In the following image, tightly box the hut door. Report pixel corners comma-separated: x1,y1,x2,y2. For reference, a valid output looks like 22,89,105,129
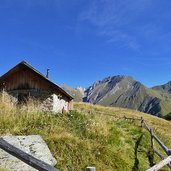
18,93,29,104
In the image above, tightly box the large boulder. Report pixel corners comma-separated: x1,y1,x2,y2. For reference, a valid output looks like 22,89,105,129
0,135,57,171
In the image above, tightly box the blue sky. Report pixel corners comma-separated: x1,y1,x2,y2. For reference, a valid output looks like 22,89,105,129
0,0,171,88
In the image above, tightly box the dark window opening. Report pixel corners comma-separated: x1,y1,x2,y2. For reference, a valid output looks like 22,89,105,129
18,93,29,104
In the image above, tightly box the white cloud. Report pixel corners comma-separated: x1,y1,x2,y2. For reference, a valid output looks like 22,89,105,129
79,0,153,50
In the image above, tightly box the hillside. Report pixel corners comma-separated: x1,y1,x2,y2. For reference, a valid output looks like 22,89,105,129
61,84,84,102
152,81,171,94
84,76,171,116
0,94,171,170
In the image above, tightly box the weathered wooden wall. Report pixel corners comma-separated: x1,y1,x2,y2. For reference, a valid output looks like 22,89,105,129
1,66,54,91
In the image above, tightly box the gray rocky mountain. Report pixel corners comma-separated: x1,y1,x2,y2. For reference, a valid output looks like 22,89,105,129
152,81,171,94
83,76,171,116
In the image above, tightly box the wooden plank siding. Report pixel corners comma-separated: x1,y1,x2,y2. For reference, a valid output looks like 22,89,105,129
1,66,52,91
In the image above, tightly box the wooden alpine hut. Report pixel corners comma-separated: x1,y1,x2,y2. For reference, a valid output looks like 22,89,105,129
0,61,73,113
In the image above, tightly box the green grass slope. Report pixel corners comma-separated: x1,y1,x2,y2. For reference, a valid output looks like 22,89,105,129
147,88,171,115
0,95,171,170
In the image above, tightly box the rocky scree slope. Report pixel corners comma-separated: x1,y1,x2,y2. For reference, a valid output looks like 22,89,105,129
152,81,171,94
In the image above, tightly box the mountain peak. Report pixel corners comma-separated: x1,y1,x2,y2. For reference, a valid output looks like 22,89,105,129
83,75,171,116
61,84,84,102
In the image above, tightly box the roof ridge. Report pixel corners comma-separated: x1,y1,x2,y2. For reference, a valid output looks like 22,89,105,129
0,61,73,100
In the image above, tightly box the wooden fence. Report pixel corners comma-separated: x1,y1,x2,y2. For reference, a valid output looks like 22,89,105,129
123,116,171,171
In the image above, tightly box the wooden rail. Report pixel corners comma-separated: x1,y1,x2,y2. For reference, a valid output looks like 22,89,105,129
153,148,171,168
0,138,59,171
123,116,171,170
146,156,171,171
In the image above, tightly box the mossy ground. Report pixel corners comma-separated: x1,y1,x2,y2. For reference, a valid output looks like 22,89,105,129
0,94,171,170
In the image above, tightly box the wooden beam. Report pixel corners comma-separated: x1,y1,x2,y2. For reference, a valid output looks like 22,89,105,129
154,148,165,160
123,116,142,121
146,156,171,171
0,138,59,171
143,121,151,132
86,167,96,171
151,131,169,155
154,148,171,169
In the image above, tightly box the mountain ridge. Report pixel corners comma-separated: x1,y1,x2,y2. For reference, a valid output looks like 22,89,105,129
152,81,171,94
61,75,171,116
83,75,171,116
61,84,85,102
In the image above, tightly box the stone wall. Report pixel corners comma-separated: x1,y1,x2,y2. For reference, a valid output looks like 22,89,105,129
41,94,69,113
52,94,69,113
8,89,70,113
41,95,54,112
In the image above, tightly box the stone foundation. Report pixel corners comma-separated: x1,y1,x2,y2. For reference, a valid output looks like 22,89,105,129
8,89,70,113
52,94,69,113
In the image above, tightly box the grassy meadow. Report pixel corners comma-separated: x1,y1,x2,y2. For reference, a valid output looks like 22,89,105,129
0,93,171,171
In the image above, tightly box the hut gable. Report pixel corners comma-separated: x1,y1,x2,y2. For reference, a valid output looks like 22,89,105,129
0,61,73,112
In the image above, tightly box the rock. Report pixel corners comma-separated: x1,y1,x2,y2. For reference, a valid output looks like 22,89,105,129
0,135,57,171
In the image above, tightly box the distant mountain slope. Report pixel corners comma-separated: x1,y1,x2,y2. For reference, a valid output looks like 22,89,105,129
83,76,171,116
152,81,171,94
61,84,84,102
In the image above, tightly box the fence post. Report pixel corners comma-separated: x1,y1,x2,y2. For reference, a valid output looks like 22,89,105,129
86,166,96,171
140,117,144,127
150,129,154,149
